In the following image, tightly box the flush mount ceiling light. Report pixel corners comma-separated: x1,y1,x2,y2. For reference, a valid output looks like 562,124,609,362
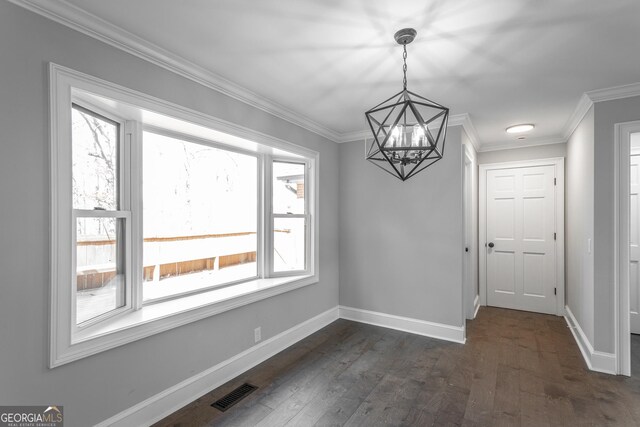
506,124,535,134
365,28,449,181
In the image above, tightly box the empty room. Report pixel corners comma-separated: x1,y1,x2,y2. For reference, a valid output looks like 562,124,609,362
2,0,640,426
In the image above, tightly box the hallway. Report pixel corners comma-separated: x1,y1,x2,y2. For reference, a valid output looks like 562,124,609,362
156,308,640,426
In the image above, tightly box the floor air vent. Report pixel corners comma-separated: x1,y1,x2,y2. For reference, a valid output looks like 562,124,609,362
211,383,258,412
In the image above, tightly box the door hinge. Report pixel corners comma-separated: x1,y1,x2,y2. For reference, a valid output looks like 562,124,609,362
554,177,557,185
554,287,557,295
554,232,556,240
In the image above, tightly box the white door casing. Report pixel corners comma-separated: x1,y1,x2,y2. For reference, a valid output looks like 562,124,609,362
463,146,476,320
615,123,640,376
479,158,565,316
630,148,640,334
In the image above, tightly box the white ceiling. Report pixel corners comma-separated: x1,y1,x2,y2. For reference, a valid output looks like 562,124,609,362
24,0,640,147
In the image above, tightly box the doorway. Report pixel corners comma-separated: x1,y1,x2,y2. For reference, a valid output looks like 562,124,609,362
630,136,640,334
615,121,640,376
463,145,478,320
479,158,565,316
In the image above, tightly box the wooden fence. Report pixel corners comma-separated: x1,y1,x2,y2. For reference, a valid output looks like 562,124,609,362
77,232,258,291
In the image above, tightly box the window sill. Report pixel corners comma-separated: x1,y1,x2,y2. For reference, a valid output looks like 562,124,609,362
52,274,317,367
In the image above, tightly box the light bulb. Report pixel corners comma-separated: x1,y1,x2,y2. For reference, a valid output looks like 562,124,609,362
387,125,400,148
396,125,407,147
412,124,424,147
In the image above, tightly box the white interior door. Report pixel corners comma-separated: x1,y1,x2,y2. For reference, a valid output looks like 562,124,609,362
629,150,640,334
486,165,557,314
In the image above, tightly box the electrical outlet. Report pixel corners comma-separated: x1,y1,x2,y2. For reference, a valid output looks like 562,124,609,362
254,327,261,343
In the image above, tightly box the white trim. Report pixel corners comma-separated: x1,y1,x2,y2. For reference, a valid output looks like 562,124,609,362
478,136,567,153
479,158,565,316
478,161,487,307
560,83,640,146
463,142,479,322
562,94,593,142
473,295,480,319
53,63,319,159
95,306,340,427
336,129,370,144
587,82,640,103
56,276,318,368
463,147,475,320
338,306,466,344
565,305,616,375
8,0,341,143
269,157,314,278
451,113,481,153
614,121,640,376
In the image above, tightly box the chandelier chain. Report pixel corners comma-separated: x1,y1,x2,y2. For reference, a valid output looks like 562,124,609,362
402,44,408,89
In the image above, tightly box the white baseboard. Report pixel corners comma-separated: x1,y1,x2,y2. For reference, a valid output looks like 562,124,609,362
473,295,480,319
564,305,616,375
95,306,339,427
95,303,623,426
97,305,467,426
338,306,466,344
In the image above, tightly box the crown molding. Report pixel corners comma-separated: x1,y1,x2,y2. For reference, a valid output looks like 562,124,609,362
337,129,370,144
478,81,640,152
478,136,567,153
7,0,341,142
449,113,481,153
561,82,640,142
562,93,593,142
586,82,640,103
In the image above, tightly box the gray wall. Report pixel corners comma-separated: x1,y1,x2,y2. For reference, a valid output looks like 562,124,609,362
593,96,640,352
566,107,595,346
478,143,567,164
339,127,464,327
0,3,339,426
565,97,640,355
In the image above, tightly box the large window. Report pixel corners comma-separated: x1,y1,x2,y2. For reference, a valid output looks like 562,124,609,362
142,131,258,301
50,64,318,367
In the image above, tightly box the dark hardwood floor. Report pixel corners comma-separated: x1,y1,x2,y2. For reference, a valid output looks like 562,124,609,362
155,307,640,426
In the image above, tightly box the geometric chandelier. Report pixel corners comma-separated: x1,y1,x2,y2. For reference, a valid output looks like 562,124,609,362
365,28,449,181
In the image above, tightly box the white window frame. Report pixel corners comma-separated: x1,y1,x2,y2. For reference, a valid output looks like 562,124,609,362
269,157,313,277
70,103,134,331
50,63,320,368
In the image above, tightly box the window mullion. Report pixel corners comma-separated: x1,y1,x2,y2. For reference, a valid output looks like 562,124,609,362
264,155,274,278
257,153,265,279
127,120,144,310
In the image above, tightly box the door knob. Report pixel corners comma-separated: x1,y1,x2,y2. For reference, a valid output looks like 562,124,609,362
488,242,495,248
